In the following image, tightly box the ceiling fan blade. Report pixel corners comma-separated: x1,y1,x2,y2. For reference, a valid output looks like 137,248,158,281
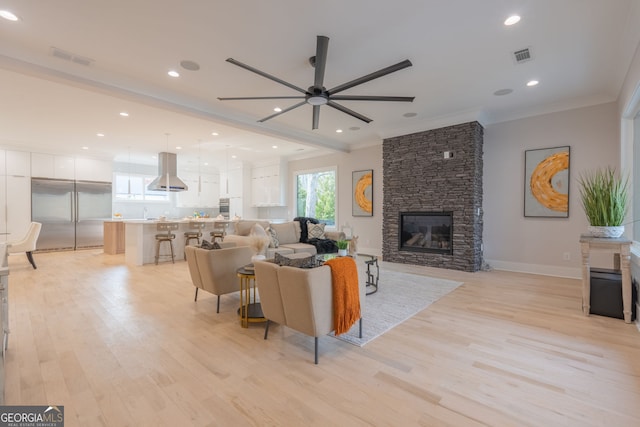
314,36,329,88
218,96,305,101
226,58,307,94
312,105,321,130
257,101,307,123
330,95,415,102
327,59,413,96
327,101,372,123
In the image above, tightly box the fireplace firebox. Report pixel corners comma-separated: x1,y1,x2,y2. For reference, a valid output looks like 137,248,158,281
399,212,453,254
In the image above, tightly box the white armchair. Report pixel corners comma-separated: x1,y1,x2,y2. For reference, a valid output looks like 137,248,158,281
253,259,364,364
185,243,253,313
7,222,42,269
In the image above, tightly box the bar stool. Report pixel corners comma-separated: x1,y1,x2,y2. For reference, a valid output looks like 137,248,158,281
184,221,205,260
155,222,179,265
210,222,227,243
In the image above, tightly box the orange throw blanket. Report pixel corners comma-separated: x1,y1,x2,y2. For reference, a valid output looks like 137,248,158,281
325,257,361,335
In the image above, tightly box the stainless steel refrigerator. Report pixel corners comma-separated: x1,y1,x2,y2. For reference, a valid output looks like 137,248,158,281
31,178,112,251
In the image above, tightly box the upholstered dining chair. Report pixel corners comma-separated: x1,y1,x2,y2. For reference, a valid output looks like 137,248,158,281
7,222,42,269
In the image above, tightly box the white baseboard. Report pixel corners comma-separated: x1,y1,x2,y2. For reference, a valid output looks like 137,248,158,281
485,259,581,279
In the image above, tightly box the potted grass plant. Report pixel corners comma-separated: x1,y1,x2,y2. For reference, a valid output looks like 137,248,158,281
336,240,349,256
578,166,629,238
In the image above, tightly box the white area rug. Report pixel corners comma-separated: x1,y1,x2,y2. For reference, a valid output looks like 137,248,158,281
332,261,463,347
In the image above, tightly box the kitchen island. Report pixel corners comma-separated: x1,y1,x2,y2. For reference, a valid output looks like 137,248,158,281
123,219,235,266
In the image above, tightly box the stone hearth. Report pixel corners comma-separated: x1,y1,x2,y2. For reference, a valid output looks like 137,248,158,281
382,122,483,272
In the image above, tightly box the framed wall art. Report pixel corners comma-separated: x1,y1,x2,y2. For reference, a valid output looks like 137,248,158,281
524,146,570,218
352,169,373,216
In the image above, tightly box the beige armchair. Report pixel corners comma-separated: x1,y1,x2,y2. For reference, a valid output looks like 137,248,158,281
7,222,42,269
254,260,363,364
185,244,253,313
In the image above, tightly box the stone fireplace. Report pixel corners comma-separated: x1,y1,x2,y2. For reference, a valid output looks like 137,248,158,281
382,122,483,272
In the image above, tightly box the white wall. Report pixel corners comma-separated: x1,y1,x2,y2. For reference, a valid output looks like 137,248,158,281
287,145,383,256
483,102,620,278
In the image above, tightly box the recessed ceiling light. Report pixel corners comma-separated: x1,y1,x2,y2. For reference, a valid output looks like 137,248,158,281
96,133,105,137
204,162,209,166
211,132,219,136
231,155,237,159
168,70,180,77
494,88,513,96
336,129,343,133
81,146,89,150
504,15,521,26
274,107,282,112
119,112,129,117
403,112,417,118
0,10,19,21
176,146,182,150
526,80,539,87
272,145,278,149
180,60,200,71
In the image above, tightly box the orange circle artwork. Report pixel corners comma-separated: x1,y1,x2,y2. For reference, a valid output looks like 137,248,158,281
529,151,569,212
355,172,373,213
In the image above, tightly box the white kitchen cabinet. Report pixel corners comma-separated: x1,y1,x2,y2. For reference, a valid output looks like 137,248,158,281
0,176,6,243
31,153,55,178
221,167,243,198
5,175,31,240
251,161,287,206
75,157,112,182
177,173,220,208
32,154,111,181
2,152,31,242
202,174,220,206
5,150,30,177
229,196,243,219
54,156,75,180
31,153,76,179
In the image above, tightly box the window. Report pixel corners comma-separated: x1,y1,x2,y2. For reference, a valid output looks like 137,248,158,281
114,172,169,201
295,167,336,226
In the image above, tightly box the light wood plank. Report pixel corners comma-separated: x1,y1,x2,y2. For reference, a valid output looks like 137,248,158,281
4,250,640,426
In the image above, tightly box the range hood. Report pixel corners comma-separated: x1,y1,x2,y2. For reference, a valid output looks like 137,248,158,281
147,152,188,192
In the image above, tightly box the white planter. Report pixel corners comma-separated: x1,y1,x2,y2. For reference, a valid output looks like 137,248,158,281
587,225,624,238
338,249,348,257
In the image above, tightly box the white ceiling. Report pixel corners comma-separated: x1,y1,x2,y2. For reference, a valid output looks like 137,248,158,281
1,0,639,173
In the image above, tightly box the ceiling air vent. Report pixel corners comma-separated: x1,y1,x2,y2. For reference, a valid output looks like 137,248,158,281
51,47,94,67
512,47,533,64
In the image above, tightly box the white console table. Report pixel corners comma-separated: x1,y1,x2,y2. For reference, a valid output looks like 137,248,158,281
579,234,632,323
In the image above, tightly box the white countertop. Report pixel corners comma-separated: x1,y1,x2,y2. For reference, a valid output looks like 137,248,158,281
122,218,235,224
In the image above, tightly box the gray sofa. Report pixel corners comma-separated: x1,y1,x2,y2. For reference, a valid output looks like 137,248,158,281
224,219,345,258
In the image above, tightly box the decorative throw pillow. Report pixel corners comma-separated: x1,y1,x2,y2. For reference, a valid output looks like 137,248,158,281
200,240,221,250
307,221,326,239
274,252,316,268
265,227,279,248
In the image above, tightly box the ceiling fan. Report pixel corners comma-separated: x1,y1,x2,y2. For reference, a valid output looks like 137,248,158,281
218,35,415,129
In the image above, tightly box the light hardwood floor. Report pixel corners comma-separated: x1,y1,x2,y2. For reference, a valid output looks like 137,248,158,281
5,249,640,426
